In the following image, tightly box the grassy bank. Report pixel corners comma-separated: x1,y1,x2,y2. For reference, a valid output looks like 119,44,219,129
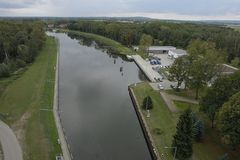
131,82,178,160
60,29,136,56
131,82,239,160
0,37,61,159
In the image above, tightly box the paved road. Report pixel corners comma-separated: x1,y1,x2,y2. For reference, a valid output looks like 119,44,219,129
0,120,23,160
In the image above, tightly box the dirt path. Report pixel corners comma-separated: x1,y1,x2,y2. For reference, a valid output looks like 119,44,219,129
160,91,199,113
0,120,23,160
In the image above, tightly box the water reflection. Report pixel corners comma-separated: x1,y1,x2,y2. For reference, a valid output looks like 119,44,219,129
49,32,151,160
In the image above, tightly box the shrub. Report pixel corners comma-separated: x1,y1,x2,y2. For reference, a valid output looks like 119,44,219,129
0,63,10,77
16,59,26,68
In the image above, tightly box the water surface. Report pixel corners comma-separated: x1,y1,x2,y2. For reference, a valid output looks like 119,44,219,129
50,32,151,160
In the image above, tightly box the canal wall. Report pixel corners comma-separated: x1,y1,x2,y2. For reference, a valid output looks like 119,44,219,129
128,85,160,160
132,55,162,83
53,38,73,160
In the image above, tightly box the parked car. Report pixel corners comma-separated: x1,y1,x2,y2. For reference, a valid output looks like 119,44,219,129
158,84,164,90
156,60,161,65
150,60,158,65
157,78,163,82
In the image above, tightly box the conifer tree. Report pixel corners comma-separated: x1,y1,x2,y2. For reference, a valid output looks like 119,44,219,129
142,96,153,110
172,109,193,160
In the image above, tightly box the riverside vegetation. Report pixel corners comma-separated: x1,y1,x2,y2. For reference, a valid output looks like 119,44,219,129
0,22,61,159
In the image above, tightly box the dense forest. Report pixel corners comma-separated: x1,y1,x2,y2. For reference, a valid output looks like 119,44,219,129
0,21,45,77
68,21,240,63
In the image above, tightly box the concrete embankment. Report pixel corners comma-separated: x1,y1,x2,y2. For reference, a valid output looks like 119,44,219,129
53,39,72,160
132,55,162,82
128,85,160,160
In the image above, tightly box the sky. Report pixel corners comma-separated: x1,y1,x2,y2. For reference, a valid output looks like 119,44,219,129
0,0,240,20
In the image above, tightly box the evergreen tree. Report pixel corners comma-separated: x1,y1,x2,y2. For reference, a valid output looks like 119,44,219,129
142,96,153,110
191,112,204,142
172,109,193,160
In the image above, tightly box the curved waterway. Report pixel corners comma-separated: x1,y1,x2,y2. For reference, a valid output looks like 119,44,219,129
49,32,151,160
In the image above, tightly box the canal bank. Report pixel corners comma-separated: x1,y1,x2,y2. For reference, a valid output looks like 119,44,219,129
53,38,72,160
128,85,160,160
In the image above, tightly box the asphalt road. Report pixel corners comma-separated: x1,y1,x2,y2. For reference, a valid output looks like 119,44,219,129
0,120,23,160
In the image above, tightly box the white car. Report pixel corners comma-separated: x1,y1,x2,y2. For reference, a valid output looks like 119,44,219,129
158,84,164,90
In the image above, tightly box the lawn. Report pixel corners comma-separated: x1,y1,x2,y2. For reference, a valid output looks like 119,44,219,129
173,100,199,112
166,87,207,100
0,37,61,160
61,29,135,56
131,82,179,160
131,82,239,160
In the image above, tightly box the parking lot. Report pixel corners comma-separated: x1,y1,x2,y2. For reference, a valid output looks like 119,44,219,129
148,53,185,90
149,53,174,67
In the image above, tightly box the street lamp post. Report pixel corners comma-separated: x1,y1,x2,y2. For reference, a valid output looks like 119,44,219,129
164,146,177,160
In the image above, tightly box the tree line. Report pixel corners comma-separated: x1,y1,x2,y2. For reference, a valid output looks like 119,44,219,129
0,21,45,77
168,40,240,159
67,20,240,64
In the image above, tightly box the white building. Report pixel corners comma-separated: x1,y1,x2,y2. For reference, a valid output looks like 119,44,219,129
133,46,176,54
168,49,187,59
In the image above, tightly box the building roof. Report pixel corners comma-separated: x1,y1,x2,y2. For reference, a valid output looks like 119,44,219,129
133,46,176,51
149,46,176,51
221,64,239,74
169,49,187,55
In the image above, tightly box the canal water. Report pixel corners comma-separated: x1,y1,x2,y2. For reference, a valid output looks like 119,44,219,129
49,32,151,160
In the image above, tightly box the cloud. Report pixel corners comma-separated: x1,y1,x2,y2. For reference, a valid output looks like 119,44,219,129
0,0,47,9
109,12,240,21
0,0,239,20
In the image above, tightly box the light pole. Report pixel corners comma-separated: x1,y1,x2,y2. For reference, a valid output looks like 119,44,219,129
164,146,177,160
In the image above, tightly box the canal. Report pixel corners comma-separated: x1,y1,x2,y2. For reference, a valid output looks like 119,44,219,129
49,32,151,160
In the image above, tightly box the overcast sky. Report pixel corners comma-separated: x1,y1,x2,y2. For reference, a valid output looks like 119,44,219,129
0,0,240,20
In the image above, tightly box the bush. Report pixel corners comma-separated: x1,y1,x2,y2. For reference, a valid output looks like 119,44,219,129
16,59,26,68
153,128,163,135
0,63,10,77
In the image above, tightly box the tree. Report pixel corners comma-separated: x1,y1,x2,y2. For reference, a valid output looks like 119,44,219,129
218,154,229,160
230,57,240,68
217,91,240,148
172,109,193,160
0,63,10,77
142,96,153,110
187,40,223,99
169,56,189,91
191,112,204,142
200,71,240,128
139,34,153,56
17,45,30,62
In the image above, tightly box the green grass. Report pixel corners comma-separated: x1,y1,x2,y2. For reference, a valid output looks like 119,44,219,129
61,29,134,55
166,88,207,100
131,82,239,160
174,101,199,112
131,82,179,160
0,68,27,97
0,37,61,160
